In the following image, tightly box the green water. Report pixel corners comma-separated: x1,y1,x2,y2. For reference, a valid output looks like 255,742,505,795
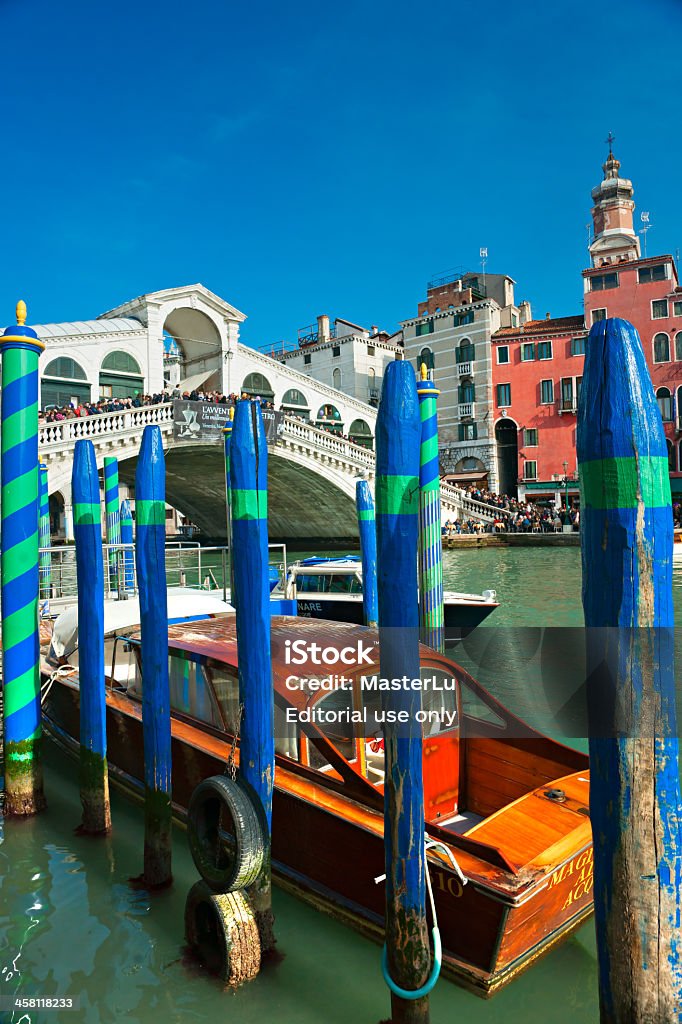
5,545,681,1024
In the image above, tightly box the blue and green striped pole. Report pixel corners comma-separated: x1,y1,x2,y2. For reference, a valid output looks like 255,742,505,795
223,406,235,606
0,301,46,816
119,499,134,593
38,463,52,603
355,479,378,627
376,359,430,1024
578,316,682,1020
103,457,120,591
231,399,275,952
73,440,111,833
135,425,172,886
417,364,444,651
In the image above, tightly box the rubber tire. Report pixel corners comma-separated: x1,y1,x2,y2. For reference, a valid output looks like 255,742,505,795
184,880,261,987
187,775,265,892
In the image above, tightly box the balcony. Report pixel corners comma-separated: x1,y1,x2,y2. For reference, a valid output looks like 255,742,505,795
457,362,472,376
459,402,475,419
557,398,577,415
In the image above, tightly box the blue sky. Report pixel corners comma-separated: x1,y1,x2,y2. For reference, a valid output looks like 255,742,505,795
2,0,680,347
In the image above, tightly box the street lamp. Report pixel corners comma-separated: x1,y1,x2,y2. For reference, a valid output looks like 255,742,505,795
562,460,570,517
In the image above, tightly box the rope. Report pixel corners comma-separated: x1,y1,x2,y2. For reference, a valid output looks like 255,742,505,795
40,665,77,705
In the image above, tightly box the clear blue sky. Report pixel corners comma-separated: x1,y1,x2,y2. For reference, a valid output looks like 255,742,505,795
2,0,680,347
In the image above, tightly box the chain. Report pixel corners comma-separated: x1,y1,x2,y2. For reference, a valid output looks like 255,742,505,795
226,703,244,782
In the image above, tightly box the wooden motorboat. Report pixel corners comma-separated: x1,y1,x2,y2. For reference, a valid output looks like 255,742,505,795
41,615,592,996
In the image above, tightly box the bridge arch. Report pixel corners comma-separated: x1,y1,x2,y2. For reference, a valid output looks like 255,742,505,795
162,306,223,390
281,387,310,418
241,372,274,401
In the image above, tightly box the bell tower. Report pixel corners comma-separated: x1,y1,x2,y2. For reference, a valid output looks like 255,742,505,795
589,134,640,267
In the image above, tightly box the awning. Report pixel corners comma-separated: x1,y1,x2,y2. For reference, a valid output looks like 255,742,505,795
176,370,216,394
441,472,488,483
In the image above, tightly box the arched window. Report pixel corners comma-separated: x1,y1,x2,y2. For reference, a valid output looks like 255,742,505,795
656,387,673,422
417,347,434,378
281,388,309,420
653,333,670,363
348,418,373,449
667,439,676,472
675,332,682,361
101,351,141,374
332,368,342,389
457,337,475,364
99,350,144,399
241,372,274,400
316,404,343,433
41,357,91,409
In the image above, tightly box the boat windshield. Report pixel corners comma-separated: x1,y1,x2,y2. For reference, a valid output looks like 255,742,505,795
295,572,362,595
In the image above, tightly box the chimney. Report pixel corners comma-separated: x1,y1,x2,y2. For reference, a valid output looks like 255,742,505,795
371,325,378,336
545,312,551,320
519,300,532,324
317,314,330,344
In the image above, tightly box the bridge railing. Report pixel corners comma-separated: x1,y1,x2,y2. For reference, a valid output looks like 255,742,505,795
39,402,174,450
439,481,513,522
280,415,376,467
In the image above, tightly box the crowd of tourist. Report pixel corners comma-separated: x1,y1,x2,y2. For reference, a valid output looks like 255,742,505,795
443,483,581,536
39,388,278,423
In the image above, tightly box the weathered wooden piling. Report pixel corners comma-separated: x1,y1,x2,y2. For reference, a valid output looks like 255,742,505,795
417,365,444,652
0,301,46,816
104,457,121,590
577,316,682,1022
230,399,275,952
376,360,431,1023
72,439,111,833
38,463,52,602
135,424,172,886
355,478,378,628
119,499,135,592
223,406,235,605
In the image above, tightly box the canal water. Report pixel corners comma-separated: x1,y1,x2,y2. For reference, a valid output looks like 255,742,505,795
2,545,680,1024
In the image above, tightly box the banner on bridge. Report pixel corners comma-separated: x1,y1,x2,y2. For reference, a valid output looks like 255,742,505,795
173,400,284,443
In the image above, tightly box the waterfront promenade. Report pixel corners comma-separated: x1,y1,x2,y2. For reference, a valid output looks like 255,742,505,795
443,532,580,548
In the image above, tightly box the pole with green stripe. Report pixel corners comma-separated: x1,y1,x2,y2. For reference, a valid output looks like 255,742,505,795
230,399,275,952
223,406,235,606
355,478,378,627
103,456,120,591
72,440,111,833
38,462,52,603
578,316,682,1020
417,363,444,651
376,359,431,1024
119,499,134,592
0,301,46,816
135,424,172,886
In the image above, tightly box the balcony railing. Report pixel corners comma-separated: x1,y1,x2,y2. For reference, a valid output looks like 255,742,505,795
558,398,577,415
457,362,472,376
459,402,475,419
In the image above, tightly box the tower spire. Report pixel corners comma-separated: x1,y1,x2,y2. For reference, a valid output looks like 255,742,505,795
589,140,640,267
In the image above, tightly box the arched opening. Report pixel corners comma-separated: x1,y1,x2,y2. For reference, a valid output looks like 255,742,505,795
241,372,274,402
495,418,518,497
281,388,310,420
99,351,144,400
316,403,343,434
348,418,373,450
417,347,434,378
41,357,91,409
656,387,673,422
368,366,379,406
653,333,670,363
163,307,223,392
49,491,66,540
667,439,676,472
457,337,475,366
676,332,682,362
332,368,342,390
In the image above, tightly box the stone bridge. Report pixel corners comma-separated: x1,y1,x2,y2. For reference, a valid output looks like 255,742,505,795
39,402,507,542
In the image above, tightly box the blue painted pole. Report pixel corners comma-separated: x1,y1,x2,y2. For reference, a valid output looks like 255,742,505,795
72,440,111,833
104,457,120,591
355,479,378,628
376,359,430,1024
38,463,52,603
417,365,444,651
230,399,275,952
135,425,172,886
578,317,682,1020
119,499,135,592
223,407,235,607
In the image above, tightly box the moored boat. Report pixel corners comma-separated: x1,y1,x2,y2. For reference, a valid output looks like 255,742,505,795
41,612,592,996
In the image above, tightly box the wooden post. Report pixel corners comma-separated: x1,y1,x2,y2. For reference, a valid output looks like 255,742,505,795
0,301,46,816
578,316,682,1022
230,399,275,952
355,478,378,628
119,499,135,593
223,407,235,606
104,457,120,591
38,463,52,602
72,439,111,833
416,364,444,652
135,424,172,887
376,360,430,1024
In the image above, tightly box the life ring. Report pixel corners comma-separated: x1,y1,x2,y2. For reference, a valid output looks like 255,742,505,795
184,880,261,987
187,775,266,892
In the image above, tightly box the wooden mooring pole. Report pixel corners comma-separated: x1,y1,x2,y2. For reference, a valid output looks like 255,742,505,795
376,360,431,1024
0,302,46,816
72,439,111,833
230,399,275,952
578,316,682,1022
355,478,378,628
135,424,172,887
38,463,52,603
104,456,120,591
119,499,134,593
416,364,444,652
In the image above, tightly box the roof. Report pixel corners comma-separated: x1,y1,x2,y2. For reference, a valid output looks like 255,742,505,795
32,317,145,339
493,315,586,340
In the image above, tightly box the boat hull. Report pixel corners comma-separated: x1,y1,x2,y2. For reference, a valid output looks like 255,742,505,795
294,596,498,643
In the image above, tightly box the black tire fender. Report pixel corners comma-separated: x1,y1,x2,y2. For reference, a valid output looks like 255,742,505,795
184,880,261,986
187,774,265,892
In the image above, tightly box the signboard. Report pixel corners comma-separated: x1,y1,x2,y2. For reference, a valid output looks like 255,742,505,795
173,400,284,443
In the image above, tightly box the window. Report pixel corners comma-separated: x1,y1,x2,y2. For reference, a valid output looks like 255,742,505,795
167,655,221,728
576,376,583,406
416,320,434,336
523,461,537,480
101,351,142,374
667,440,677,473
537,341,553,360
332,368,342,389
540,379,554,404
652,299,669,320
458,383,475,403
654,333,670,362
656,387,673,422
638,264,667,283
458,423,478,441
44,357,87,380
511,313,518,327
591,272,619,290
523,428,538,447
332,346,341,358
241,372,274,398
570,336,586,356
675,301,682,317
456,342,475,363
521,343,535,361
496,346,509,364
560,377,575,412
304,353,312,365
419,347,435,373
454,309,475,327
676,333,682,361
592,308,607,323
496,383,511,407
367,344,375,356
